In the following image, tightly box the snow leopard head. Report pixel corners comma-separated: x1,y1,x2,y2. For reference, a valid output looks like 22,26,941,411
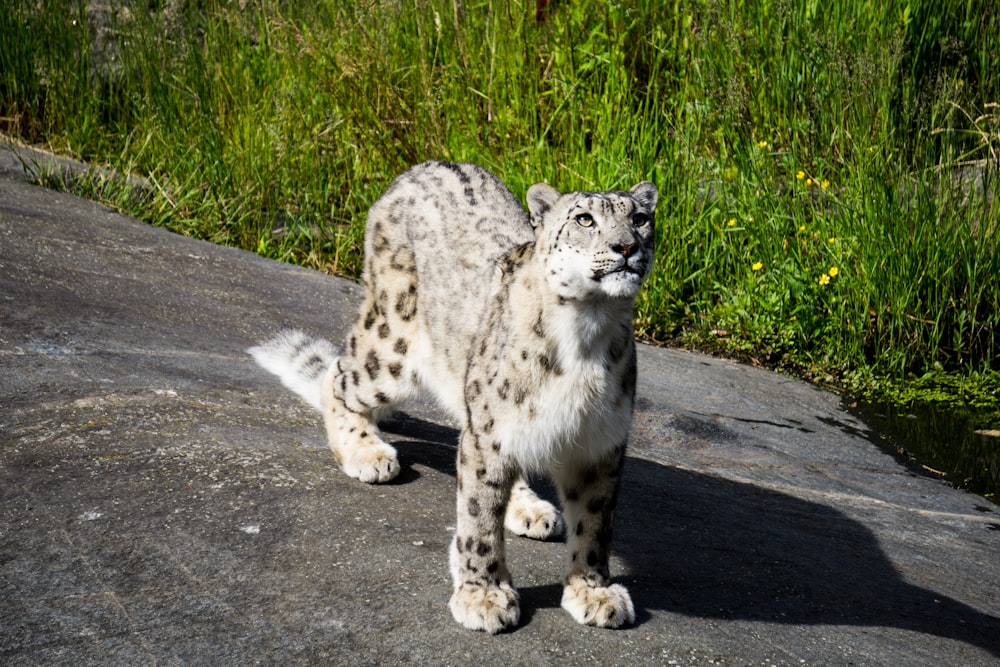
526,181,658,300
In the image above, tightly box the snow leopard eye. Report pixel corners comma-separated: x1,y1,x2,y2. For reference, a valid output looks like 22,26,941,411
575,212,594,227
632,212,650,227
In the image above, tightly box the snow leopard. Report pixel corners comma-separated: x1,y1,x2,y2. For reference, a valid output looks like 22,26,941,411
249,160,657,633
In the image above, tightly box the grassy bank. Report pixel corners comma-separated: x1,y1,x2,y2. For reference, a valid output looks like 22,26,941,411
2,0,998,423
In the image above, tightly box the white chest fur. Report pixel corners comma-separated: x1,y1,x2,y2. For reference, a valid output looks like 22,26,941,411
490,293,636,472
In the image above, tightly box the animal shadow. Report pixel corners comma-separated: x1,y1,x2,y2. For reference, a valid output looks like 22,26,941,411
617,460,1000,658
384,413,999,657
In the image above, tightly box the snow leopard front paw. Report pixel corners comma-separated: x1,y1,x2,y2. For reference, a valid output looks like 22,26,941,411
337,442,400,483
504,481,564,540
561,578,635,628
449,582,521,634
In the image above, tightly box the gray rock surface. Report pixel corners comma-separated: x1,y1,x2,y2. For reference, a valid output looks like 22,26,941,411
1,143,998,665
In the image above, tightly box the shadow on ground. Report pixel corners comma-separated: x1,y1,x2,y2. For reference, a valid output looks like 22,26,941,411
385,415,1000,659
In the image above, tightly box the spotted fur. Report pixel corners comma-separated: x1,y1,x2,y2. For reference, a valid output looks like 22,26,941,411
249,161,657,633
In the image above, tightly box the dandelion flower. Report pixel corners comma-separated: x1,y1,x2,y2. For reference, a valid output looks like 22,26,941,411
752,261,764,271
829,266,839,277
819,273,830,286
796,170,805,180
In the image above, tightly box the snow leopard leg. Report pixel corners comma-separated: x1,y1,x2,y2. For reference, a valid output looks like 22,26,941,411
323,251,421,483
448,429,520,633
554,441,635,628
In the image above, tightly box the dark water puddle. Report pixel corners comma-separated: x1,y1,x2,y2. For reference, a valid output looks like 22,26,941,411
858,401,999,506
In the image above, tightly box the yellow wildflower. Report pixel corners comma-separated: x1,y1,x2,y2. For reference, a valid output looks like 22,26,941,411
828,237,836,244
805,178,813,187
727,218,736,227
821,179,830,190
799,224,806,232
757,140,768,149
819,273,830,286
752,261,764,271
829,266,839,277
796,171,805,180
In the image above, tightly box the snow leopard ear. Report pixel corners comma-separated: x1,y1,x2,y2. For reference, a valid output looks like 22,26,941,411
526,182,561,227
630,181,658,212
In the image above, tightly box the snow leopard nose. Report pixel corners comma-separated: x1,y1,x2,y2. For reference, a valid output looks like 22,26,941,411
611,241,637,258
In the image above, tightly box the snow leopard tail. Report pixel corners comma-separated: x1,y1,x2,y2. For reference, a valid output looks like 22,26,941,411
247,329,338,412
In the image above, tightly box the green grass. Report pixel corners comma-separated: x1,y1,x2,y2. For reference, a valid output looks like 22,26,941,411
2,0,998,422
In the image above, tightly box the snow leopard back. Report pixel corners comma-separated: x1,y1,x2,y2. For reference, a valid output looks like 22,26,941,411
360,161,534,416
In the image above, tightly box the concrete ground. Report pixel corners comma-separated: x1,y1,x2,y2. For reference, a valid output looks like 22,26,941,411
1,144,998,665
